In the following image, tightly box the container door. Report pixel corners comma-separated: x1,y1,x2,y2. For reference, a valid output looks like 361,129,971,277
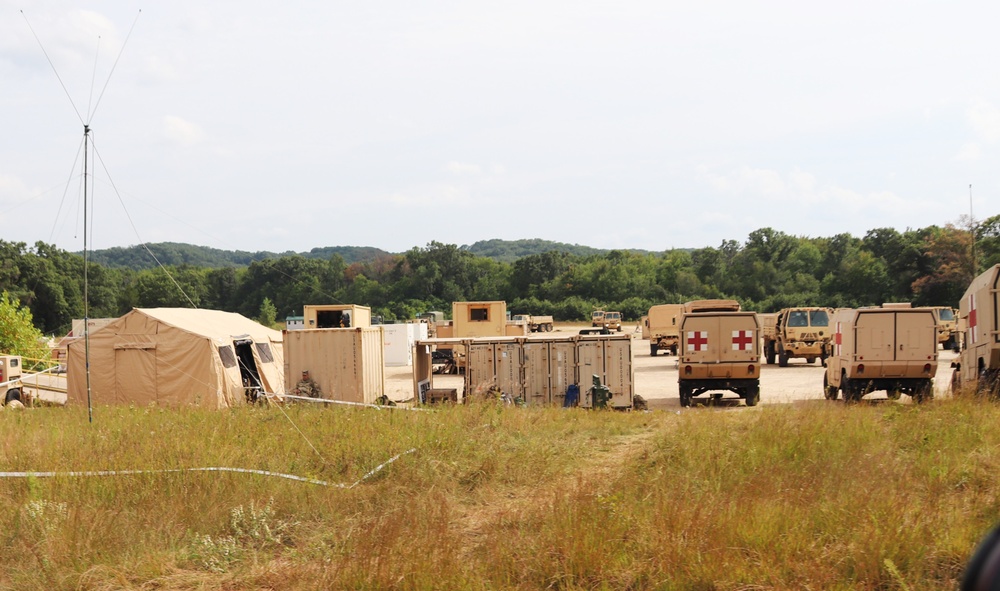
854,312,894,362
465,343,495,395
550,341,576,407
522,342,550,406
603,337,633,407
495,342,522,401
577,339,605,408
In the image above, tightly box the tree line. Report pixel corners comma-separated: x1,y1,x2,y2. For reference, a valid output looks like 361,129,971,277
1,217,998,337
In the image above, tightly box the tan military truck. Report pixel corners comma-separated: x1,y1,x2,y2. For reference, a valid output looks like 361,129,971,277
0,355,25,406
823,304,937,403
592,310,606,327
646,303,683,356
512,314,554,332
603,311,623,332
951,264,1000,394
761,307,834,366
678,300,761,407
930,306,959,349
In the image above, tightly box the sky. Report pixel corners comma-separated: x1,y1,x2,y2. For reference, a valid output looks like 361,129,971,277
1,1,998,255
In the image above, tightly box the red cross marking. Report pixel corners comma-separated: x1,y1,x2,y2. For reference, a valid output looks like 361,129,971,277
687,331,708,352
969,293,978,344
732,330,753,350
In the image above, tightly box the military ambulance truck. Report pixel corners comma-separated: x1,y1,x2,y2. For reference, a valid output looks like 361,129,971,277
951,264,1000,394
647,303,683,356
0,355,24,406
761,307,834,366
677,300,761,407
823,304,937,403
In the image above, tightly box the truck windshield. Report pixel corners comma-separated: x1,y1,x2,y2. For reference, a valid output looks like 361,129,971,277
938,308,954,321
809,310,830,326
787,311,809,327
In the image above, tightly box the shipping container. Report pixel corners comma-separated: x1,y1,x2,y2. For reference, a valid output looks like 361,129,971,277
303,304,372,329
283,327,385,404
382,322,428,367
413,333,633,409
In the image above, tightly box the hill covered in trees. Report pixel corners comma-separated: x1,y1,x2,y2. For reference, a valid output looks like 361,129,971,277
7,216,997,337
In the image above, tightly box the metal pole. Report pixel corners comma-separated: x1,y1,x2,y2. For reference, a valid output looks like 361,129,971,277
84,124,92,423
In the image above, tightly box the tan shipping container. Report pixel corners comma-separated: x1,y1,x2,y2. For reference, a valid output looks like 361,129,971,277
283,327,385,404
453,301,507,338
303,304,372,329
413,333,633,408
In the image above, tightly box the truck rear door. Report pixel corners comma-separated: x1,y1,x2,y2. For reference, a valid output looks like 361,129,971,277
895,310,937,374
854,312,894,362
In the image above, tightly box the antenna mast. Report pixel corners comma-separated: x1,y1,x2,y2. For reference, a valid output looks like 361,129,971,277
970,184,978,276
84,124,93,423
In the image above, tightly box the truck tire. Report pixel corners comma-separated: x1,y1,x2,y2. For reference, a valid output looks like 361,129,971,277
4,388,21,405
650,344,658,356
765,342,776,365
546,323,553,332
679,384,692,407
842,376,858,404
744,386,760,407
778,349,789,367
912,381,933,404
671,345,678,356
806,357,816,365
823,374,838,400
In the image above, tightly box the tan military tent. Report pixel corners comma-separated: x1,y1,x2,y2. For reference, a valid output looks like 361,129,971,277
67,308,284,409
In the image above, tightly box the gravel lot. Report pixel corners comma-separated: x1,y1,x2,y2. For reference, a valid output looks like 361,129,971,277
384,323,957,408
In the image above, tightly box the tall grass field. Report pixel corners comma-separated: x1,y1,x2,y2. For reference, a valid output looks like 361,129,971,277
1,396,998,590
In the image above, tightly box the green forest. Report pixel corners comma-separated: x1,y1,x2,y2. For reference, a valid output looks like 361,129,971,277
2,216,998,337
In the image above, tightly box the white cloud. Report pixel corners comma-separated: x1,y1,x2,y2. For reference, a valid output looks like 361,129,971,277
954,143,982,162
445,161,481,175
162,116,206,146
698,165,913,213
387,184,472,206
968,99,1000,143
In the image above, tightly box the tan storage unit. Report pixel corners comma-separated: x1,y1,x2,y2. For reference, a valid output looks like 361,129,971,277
521,338,578,406
413,334,633,408
453,301,507,338
283,327,385,404
303,304,372,329
505,321,529,336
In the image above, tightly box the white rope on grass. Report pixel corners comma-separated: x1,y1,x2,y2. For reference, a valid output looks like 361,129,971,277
0,448,416,489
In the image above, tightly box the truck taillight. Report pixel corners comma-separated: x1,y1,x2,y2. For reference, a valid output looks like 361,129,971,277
923,363,932,374
747,365,755,374
684,365,692,375
857,364,865,374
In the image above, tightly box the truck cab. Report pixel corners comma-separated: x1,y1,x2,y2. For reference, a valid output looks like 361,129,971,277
592,310,606,327
603,311,622,332
0,355,24,406
764,307,833,366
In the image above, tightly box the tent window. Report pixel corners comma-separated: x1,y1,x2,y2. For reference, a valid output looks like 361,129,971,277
255,342,274,363
218,345,237,368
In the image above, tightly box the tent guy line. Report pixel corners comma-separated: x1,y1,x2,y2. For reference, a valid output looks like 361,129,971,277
0,448,417,489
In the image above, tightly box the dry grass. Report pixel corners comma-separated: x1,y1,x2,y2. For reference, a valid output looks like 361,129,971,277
1,395,998,590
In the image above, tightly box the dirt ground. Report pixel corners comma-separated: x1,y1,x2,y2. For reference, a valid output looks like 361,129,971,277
383,322,958,408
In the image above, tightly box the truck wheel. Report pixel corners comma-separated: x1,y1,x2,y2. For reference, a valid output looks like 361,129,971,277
671,345,678,356
778,349,789,367
744,386,760,407
951,369,961,394
823,374,838,400
4,388,21,405
765,343,775,365
650,344,658,356
546,324,553,332
806,357,816,365
912,381,933,404
679,385,692,407
842,377,858,404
